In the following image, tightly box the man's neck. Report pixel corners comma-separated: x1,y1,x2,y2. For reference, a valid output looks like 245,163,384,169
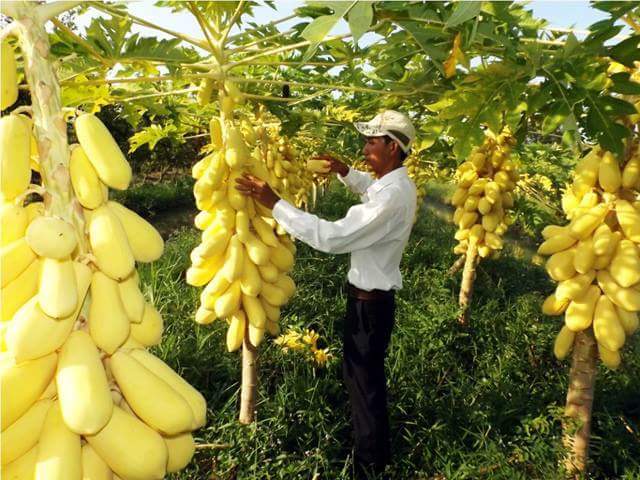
377,162,402,178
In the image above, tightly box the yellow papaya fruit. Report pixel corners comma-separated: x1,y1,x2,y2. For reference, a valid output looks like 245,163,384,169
227,171,246,210
598,151,622,193
34,401,82,480
110,351,194,436
258,262,279,283
57,330,113,435
165,432,196,473
69,145,105,209
450,187,468,206
25,216,77,259
248,324,265,347
226,310,245,352
252,215,279,247
88,271,130,355
0,202,28,246
74,114,132,190
468,178,489,196
306,159,331,174
89,205,135,281
537,234,576,256
616,199,640,242
214,280,242,318
1,398,52,466
1,40,18,110
240,253,262,296
553,325,575,360
107,201,164,263
574,237,597,274
118,271,145,323
1,257,39,321
271,241,294,272
80,444,112,480
542,292,570,316
615,305,639,335
598,343,621,369
38,257,78,319
209,117,223,148
85,406,167,480
597,270,640,311
555,270,596,301
459,211,478,229
129,348,206,428
610,239,640,287
622,155,640,188
1,351,57,429
564,284,600,331
569,203,609,240
243,293,266,328
477,197,493,215
0,114,31,201
130,303,164,347
225,127,250,169
194,305,216,325
593,295,626,351
1,236,36,288
3,445,37,478
7,262,91,362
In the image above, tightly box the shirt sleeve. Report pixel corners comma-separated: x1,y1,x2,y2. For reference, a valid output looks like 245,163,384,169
337,168,375,196
272,194,403,255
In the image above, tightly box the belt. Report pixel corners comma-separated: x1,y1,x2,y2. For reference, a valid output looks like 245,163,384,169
347,283,394,301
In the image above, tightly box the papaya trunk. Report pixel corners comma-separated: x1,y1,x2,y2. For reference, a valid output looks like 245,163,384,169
239,330,258,424
458,243,478,325
13,1,87,253
562,329,598,476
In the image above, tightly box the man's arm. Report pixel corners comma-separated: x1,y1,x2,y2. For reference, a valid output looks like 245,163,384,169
234,173,400,254
272,194,401,254
316,154,374,196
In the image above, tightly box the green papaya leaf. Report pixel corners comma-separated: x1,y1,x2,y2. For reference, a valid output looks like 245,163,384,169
445,1,482,28
348,2,374,42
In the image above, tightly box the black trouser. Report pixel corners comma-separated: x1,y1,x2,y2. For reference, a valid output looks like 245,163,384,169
343,292,395,477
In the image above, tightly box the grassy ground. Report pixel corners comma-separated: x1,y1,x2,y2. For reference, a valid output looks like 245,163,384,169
136,183,640,480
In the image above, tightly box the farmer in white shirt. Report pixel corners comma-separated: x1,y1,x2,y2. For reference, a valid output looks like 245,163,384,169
236,110,417,478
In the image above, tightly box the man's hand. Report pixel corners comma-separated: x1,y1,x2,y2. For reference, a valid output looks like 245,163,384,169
235,174,281,209
313,154,349,177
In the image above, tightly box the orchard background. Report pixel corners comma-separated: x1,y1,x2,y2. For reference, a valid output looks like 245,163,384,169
1,1,639,479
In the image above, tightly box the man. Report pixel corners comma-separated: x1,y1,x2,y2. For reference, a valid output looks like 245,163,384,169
236,110,417,478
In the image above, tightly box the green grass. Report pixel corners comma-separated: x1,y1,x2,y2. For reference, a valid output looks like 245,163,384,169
137,183,640,480
110,176,194,218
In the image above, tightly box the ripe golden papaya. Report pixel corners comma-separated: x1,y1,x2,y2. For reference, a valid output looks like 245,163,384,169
0,115,31,201
108,201,164,263
74,114,132,190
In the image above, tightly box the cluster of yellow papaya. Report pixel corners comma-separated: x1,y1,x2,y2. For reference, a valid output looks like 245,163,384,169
405,155,430,208
188,85,298,352
250,110,314,210
1,113,205,479
540,142,640,369
450,128,519,258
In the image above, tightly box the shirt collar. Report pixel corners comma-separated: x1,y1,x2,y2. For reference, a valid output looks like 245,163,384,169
367,166,409,194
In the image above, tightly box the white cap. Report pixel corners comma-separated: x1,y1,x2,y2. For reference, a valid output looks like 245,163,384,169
354,110,416,153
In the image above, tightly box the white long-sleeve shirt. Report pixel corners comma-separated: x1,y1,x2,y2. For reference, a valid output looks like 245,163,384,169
272,167,417,291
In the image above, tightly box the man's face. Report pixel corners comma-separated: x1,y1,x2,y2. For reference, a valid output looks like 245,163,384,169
362,136,396,177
